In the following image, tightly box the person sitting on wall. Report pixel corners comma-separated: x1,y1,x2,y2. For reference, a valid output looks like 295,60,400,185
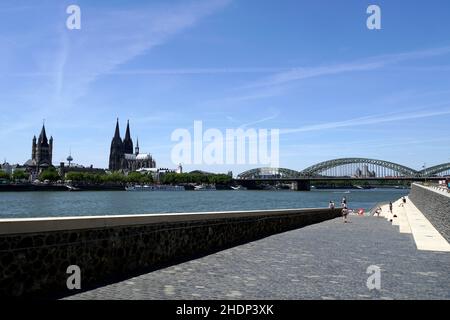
399,196,407,207
374,207,381,217
329,201,335,210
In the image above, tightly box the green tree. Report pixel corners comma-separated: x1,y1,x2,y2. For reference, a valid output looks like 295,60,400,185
39,168,60,182
126,172,153,184
0,171,11,181
12,170,29,181
127,172,144,184
65,172,108,184
102,171,126,183
141,173,154,184
160,172,232,185
65,172,84,182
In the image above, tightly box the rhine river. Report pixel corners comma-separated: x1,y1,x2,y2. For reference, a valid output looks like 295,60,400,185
0,189,409,218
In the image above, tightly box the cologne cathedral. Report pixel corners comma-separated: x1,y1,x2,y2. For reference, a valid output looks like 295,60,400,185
108,119,156,172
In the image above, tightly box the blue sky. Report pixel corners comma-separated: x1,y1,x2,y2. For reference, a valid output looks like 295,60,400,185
1,0,450,174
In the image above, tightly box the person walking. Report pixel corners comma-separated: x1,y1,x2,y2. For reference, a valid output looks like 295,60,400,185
342,207,349,223
389,201,393,213
341,197,347,212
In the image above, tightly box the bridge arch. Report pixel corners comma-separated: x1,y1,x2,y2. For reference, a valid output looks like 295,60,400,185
300,158,419,177
237,167,302,180
419,163,450,177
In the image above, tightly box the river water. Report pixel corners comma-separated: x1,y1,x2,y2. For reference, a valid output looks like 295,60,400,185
0,189,409,219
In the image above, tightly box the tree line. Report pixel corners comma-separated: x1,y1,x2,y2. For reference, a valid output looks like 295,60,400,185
65,171,154,184
160,172,232,185
1,168,233,185
0,170,29,181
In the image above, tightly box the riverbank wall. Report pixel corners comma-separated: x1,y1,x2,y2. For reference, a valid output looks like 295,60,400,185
0,183,125,192
409,183,450,242
0,208,341,298
0,184,68,192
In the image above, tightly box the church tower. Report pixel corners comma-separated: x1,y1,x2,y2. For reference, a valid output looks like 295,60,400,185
108,119,156,172
135,137,140,155
123,120,134,154
109,119,124,171
32,136,36,160
33,124,52,167
49,136,53,163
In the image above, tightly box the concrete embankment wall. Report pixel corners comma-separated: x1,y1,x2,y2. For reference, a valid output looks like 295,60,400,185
409,183,450,242
0,208,341,298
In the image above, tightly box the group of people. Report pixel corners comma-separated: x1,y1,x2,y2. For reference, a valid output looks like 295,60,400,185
329,195,408,223
373,197,406,220
329,197,349,223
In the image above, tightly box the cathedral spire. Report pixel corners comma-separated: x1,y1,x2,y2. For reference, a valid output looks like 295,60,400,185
123,119,133,154
135,137,140,155
38,123,48,145
125,120,131,140
109,119,124,171
114,118,121,139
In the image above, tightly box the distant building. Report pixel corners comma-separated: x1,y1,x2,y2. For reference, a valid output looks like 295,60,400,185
58,158,106,177
108,119,156,172
1,162,16,175
1,162,11,175
23,124,53,175
353,165,376,178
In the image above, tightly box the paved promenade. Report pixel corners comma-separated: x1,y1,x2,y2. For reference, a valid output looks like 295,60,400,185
66,214,450,300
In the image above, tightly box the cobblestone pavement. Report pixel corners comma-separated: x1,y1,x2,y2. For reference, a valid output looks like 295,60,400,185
65,216,450,300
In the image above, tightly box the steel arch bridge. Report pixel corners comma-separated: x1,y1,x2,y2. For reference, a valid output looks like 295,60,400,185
300,158,418,177
237,167,302,180
236,159,450,180
419,163,450,177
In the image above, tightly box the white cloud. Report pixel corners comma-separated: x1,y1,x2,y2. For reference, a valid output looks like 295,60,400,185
280,106,450,135
0,0,232,137
239,112,280,128
243,46,450,90
54,0,232,102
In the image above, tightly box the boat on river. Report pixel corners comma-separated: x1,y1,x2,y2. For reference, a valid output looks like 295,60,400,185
231,185,247,190
194,184,216,191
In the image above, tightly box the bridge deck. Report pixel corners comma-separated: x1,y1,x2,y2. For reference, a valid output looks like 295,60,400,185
66,215,450,300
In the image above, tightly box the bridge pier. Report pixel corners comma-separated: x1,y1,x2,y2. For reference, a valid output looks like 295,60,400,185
292,180,311,191
291,180,311,191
